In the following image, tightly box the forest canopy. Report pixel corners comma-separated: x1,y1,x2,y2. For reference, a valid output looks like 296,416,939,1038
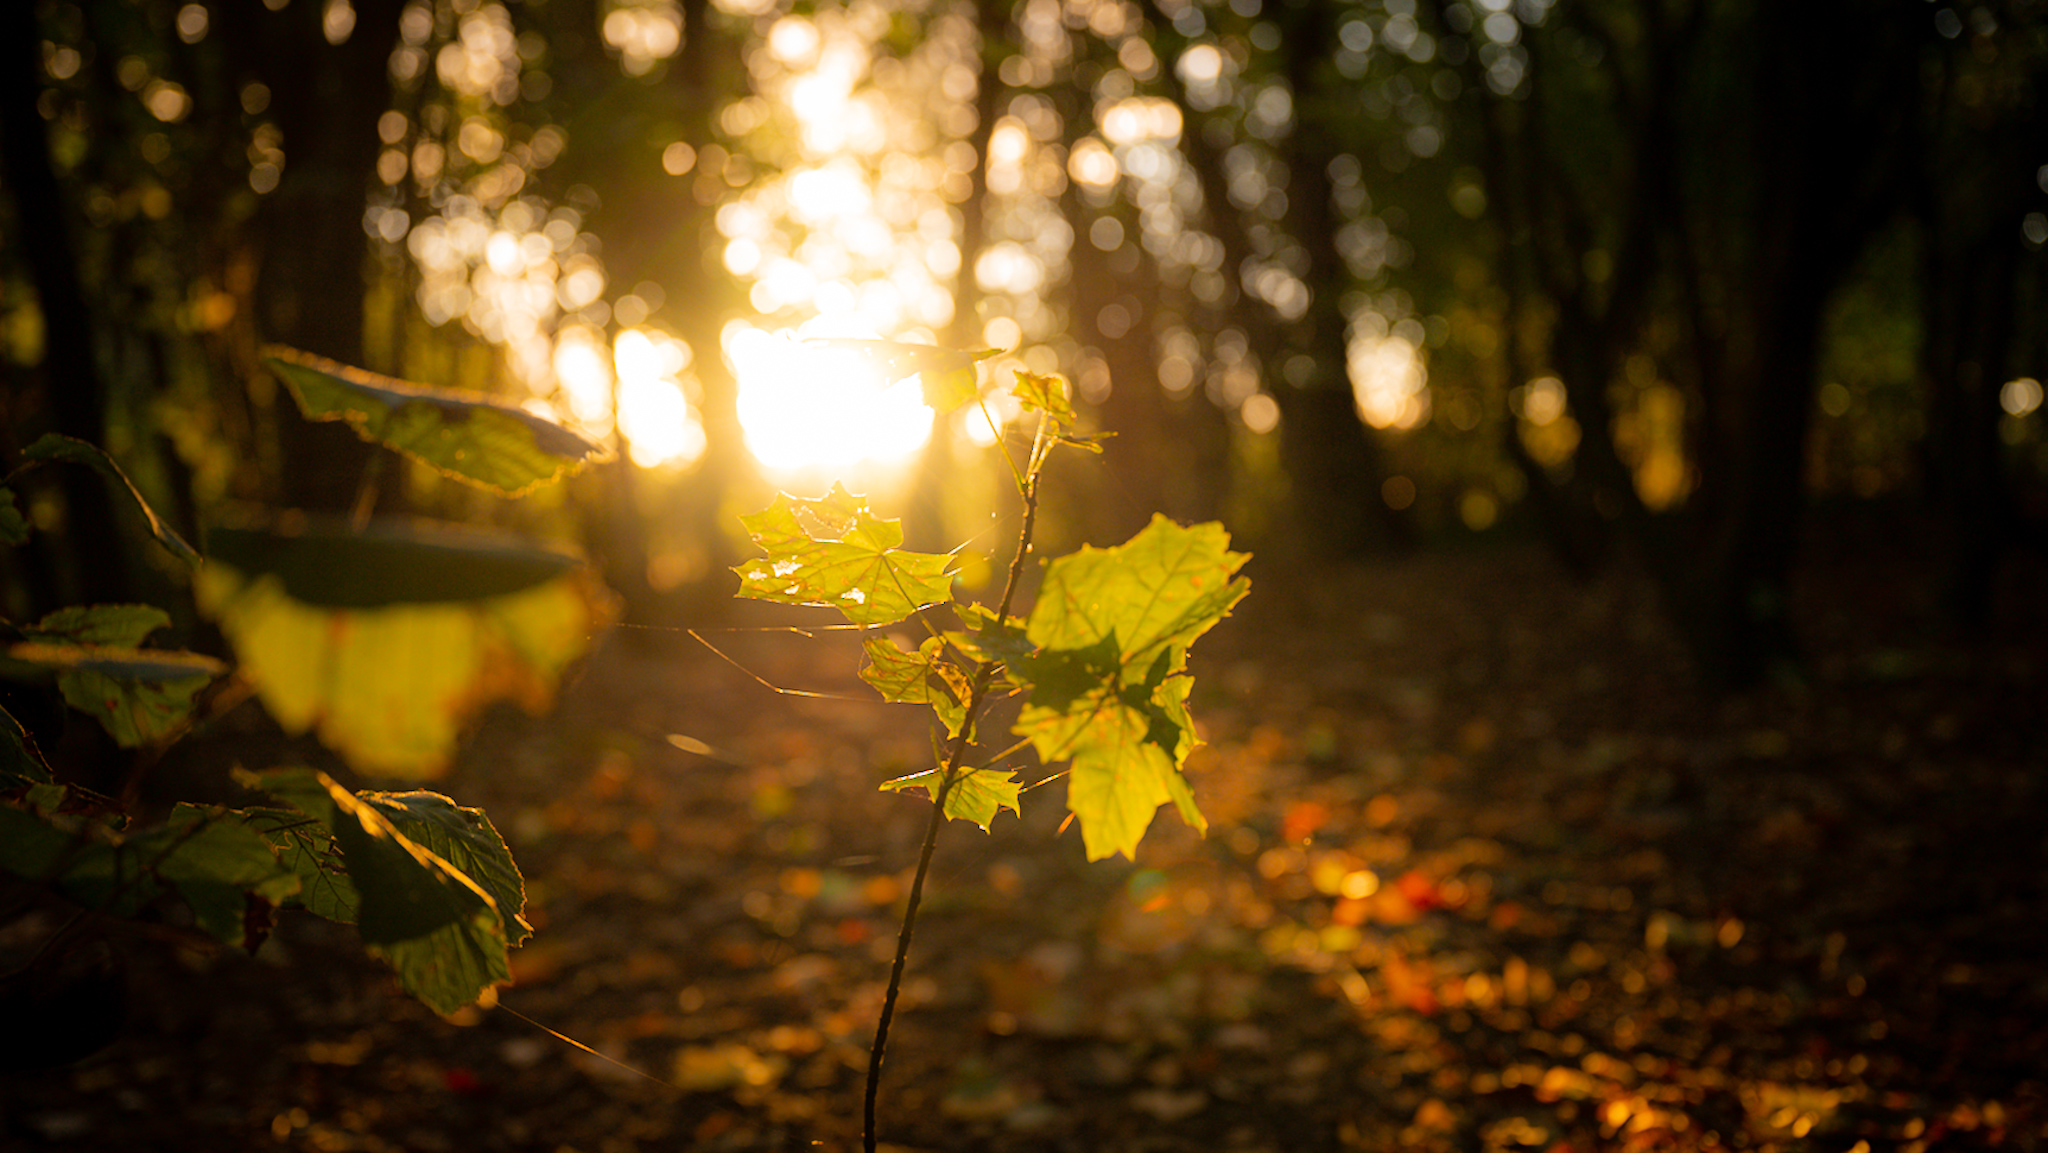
1,0,2043,686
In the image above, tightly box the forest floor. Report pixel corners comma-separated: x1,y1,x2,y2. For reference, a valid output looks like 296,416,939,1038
4,536,2046,1153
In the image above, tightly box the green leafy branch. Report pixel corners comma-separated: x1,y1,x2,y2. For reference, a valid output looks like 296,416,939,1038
728,344,1249,1151
0,349,604,1032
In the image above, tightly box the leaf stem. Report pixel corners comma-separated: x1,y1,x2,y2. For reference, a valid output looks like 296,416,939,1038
865,425,1045,1153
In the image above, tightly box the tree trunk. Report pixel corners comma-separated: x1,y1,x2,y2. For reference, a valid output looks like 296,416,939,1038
244,0,406,513
0,0,134,608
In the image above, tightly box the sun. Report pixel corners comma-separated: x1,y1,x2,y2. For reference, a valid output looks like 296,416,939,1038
726,321,936,474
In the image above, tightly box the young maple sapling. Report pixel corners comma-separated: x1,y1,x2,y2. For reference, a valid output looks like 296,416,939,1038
727,347,1249,1150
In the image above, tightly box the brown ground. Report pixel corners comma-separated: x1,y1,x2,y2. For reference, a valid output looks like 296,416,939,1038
3,537,2045,1153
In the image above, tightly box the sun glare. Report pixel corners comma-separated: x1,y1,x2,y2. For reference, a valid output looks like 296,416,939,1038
727,323,935,473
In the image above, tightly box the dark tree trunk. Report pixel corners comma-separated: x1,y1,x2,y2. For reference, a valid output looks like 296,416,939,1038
1273,0,1414,555
0,0,134,608
1137,0,1408,556
239,0,407,513
1920,231,2021,634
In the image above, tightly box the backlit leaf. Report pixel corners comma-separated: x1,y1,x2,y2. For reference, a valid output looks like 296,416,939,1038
253,767,513,1015
881,765,1022,832
1011,518,1248,860
1012,370,1077,432
243,805,359,923
196,543,612,779
3,640,225,748
860,634,969,737
947,602,1033,665
1027,515,1250,676
19,435,201,568
804,338,998,414
266,346,603,497
360,790,531,947
1015,674,1203,860
734,484,955,627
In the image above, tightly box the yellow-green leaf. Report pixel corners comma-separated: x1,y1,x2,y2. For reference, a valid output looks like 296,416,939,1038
3,640,225,748
266,346,603,497
1009,518,1248,860
1026,516,1250,677
859,634,969,737
880,765,1021,832
196,552,612,779
734,484,954,627
1011,370,1077,432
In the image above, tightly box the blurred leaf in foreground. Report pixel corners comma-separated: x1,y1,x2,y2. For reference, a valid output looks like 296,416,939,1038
197,523,612,778
265,346,603,497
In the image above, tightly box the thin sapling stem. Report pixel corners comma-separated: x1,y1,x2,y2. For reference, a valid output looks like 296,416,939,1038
863,417,1046,1153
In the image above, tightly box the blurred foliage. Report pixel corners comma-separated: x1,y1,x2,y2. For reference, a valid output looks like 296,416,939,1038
1,0,2043,667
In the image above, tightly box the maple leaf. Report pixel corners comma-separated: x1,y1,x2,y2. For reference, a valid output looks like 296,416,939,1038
880,765,1022,832
1011,517,1248,860
860,634,970,737
1011,371,1077,433
733,484,956,627
945,602,1033,670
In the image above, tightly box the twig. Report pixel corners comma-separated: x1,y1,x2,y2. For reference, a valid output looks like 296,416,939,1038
864,416,1046,1153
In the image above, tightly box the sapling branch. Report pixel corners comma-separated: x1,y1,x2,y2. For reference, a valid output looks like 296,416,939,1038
727,357,1244,1146
864,414,1046,1153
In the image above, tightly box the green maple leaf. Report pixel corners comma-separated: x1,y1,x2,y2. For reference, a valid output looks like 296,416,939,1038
1027,516,1249,674
859,634,969,737
1012,517,1249,861
881,765,1021,832
733,484,955,627
946,603,1032,665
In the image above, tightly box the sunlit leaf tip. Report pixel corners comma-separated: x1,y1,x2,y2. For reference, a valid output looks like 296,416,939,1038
264,345,606,497
1011,370,1077,430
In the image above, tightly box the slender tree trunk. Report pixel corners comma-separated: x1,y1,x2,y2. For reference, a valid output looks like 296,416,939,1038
1921,230,2021,633
0,0,133,607
244,0,407,514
